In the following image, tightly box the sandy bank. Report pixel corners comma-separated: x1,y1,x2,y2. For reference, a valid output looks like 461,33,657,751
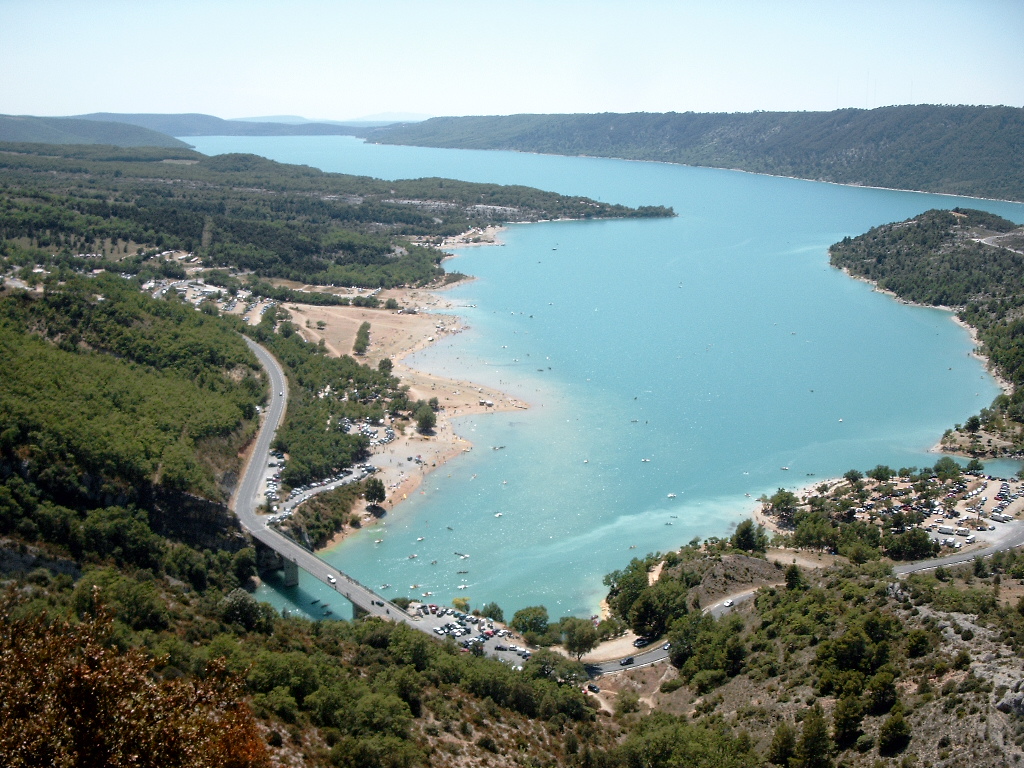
278,282,525,550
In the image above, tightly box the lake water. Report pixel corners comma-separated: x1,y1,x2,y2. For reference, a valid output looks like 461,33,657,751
188,136,1024,621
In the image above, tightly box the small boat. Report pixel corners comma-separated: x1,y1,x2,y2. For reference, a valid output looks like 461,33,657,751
311,598,320,605
422,591,433,597
667,493,676,498
323,609,332,615
380,584,391,589
374,539,384,544
457,584,468,590
446,526,454,531
641,458,651,463
665,522,673,526
417,537,425,541
410,584,420,589
494,513,503,517
408,554,418,559
457,570,468,574
781,466,790,471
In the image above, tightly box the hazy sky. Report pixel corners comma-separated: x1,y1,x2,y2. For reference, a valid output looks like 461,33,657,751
2,0,1022,120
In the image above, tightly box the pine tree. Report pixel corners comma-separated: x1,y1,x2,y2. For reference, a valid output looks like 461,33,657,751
794,703,833,768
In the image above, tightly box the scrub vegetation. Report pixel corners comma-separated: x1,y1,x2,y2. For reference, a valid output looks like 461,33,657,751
3,142,1024,764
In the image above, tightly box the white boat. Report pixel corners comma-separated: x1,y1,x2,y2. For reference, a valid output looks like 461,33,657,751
667,493,676,498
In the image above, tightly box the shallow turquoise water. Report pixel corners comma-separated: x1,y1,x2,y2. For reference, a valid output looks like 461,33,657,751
188,136,1024,620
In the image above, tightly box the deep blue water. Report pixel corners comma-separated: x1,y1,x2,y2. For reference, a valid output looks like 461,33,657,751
187,136,1024,620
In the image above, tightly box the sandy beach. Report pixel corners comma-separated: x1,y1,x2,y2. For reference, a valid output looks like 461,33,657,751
275,278,525,549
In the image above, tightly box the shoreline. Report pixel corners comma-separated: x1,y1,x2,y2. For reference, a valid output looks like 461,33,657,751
279,238,524,552
837,265,1017,459
437,145,1024,206
288,216,1017,570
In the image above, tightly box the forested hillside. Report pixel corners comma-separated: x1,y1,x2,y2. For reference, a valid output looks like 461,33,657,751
0,142,670,288
0,114,191,148
73,112,364,137
830,208,1024,453
0,274,263,507
363,105,1024,202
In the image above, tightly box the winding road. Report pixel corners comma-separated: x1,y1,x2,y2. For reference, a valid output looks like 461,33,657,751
236,339,1024,677
232,337,532,668
232,338,405,623
590,526,1024,677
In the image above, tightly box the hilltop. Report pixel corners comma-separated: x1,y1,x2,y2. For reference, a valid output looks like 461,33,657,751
358,105,1024,202
0,114,191,148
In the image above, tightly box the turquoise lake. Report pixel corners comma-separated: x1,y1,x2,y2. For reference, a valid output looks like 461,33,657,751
188,136,1024,621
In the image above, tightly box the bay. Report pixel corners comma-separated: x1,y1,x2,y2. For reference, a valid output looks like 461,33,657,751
188,136,1024,620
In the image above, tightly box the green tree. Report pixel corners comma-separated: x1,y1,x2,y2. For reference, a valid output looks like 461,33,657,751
560,617,599,660
232,547,257,584
415,406,436,434
877,706,912,756
220,589,274,633
844,469,864,486
767,721,796,766
479,602,504,622
867,464,895,482
832,693,863,748
933,456,962,481
866,668,898,715
365,477,386,508
731,518,768,553
353,321,370,355
785,563,805,591
768,488,799,526
510,605,549,635
794,703,833,768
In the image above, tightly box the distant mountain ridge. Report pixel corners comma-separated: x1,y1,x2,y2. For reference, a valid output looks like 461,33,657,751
73,112,363,137
0,114,190,148
359,105,1024,202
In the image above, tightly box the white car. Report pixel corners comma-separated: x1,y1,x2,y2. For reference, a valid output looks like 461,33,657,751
723,599,734,607
327,575,336,584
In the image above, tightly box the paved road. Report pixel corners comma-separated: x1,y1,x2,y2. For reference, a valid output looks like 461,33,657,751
234,338,530,667
587,591,759,677
590,527,1024,677
893,520,1024,575
239,338,1024,674
234,338,404,623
